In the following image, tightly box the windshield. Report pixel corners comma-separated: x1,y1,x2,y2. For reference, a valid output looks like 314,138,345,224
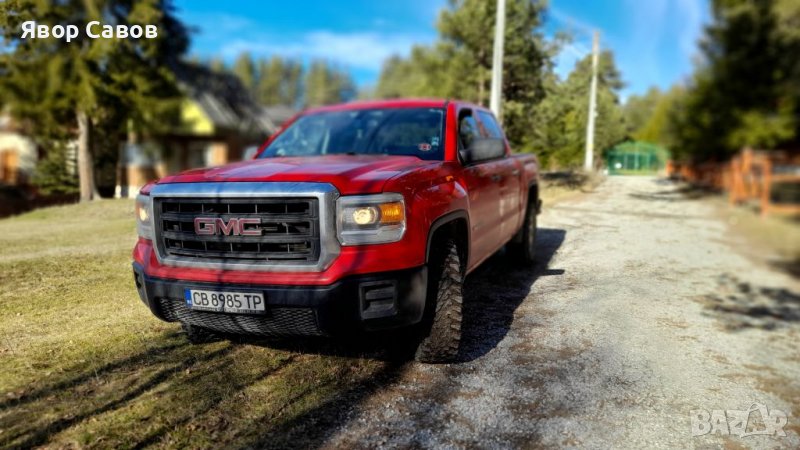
260,107,445,160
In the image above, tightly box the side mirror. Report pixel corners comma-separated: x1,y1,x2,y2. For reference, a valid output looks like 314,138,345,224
459,138,506,165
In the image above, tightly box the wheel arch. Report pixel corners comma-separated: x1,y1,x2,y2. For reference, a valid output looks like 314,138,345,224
425,210,469,267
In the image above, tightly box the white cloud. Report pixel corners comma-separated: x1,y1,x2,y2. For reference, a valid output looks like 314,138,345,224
675,0,707,59
220,31,424,71
548,6,596,38
547,0,711,95
623,0,669,88
546,7,595,79
180,9,435,72
184,12,257,34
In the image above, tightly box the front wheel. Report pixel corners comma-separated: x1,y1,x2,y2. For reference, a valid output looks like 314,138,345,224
414,239,464,363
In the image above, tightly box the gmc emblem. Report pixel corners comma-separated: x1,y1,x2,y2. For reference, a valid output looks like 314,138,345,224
194,217,261,236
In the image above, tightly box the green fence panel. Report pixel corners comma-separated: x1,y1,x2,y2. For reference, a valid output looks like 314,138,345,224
606,141,670,175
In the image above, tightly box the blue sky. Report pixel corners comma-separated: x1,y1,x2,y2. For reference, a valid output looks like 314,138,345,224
174,0,711,99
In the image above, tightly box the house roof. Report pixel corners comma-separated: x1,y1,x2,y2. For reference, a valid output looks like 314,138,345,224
261,105,297,128
174,63,277,136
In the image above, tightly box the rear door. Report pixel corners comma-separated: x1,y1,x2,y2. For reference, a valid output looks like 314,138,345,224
457,108,504,265
476,110,522,243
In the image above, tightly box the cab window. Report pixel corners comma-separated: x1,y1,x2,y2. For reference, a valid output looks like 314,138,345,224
477,111,504,139
458,111,481,149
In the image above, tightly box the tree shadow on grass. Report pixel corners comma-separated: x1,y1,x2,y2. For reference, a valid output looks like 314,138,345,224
5,346,236,448
0,334,186,411
1,331,318,449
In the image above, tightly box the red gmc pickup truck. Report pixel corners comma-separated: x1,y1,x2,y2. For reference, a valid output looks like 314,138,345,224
132,99,540,362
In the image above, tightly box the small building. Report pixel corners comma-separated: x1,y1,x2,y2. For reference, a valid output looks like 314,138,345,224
0,115,38,187
115,63,295,197
605,141,670,175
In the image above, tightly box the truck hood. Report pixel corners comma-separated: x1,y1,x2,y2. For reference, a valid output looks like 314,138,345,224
157,155,438,195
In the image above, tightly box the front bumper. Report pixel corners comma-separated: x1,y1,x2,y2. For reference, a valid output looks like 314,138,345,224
132,262,427,337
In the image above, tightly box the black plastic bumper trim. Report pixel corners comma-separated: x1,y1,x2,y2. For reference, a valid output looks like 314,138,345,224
132,262,428,335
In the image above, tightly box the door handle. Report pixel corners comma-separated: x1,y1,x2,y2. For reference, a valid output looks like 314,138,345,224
491,174,502,182
511,169,520,176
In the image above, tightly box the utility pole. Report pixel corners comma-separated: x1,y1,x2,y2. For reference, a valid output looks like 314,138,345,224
583,30,599,171
489,0,506,119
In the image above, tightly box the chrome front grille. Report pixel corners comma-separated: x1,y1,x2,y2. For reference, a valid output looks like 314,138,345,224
156,198,320,263
149,182,340,272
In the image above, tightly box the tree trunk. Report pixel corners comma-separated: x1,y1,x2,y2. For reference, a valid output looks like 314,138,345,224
77,109,96,202
478,72,485,106
477,48,487,106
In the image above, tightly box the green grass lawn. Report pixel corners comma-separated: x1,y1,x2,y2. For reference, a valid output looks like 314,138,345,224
0,200,393,449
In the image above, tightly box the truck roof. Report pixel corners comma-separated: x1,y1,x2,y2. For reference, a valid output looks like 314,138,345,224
304,98,489,114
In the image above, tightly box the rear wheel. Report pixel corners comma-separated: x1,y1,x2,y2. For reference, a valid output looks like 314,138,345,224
414,239,463,363
181,322,218,344
510,200,538,264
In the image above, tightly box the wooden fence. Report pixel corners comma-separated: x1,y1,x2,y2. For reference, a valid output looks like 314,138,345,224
667,148,800,217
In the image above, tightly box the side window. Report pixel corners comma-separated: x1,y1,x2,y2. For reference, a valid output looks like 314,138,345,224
477,111,504,139
458,111,481,149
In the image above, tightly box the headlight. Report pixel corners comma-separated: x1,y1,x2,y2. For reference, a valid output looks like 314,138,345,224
337,193,406,245
135,194,154,240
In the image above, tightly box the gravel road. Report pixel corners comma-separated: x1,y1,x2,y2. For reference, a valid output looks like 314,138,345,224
276,177,800,449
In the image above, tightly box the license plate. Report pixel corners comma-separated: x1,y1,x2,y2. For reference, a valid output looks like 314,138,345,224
184,289,265,314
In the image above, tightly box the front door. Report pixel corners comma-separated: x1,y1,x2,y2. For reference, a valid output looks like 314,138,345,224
476,110,521,242
457,109,503,267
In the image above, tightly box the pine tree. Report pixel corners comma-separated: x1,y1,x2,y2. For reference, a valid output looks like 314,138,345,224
530,50,626,167
304,61,328,107
304,61,355,107
375,0,548,148
258,57,284,105
624,87,662,137
669,0,800,160
282,60,303,106
209,57,226,73
232,52,257,95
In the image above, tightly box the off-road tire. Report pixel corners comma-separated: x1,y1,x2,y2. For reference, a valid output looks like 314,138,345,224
510,200,538,264
181,322,218,344
414,240,463,363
